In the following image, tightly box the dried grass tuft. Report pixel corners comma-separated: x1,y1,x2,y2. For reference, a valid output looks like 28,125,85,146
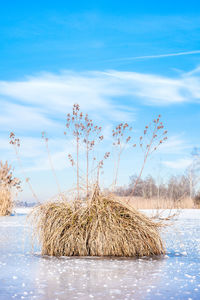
0,161,21,216
30,189,165,257
0,188,13,216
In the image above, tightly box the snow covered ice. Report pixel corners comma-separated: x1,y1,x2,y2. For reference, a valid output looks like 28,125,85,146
0,209,200,299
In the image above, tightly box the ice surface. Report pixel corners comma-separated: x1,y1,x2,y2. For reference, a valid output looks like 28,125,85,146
0,209,200,300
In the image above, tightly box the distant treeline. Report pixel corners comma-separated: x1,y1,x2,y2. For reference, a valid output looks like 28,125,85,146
114,173,200,203
15,201,36,207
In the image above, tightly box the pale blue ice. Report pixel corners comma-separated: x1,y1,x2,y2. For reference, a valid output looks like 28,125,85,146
0,209,199,300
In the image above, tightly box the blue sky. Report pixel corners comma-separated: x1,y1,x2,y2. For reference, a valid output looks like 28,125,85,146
0,1,200,201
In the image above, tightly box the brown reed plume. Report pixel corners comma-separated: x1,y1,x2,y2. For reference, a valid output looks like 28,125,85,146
112,122,132,186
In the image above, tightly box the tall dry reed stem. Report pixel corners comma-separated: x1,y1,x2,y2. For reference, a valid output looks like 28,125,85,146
127,115,167,204
42,132,62,195
9,133,40,203
112,123,132,187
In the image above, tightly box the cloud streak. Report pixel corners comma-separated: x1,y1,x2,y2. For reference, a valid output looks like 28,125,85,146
0,67,200,137
163,158,192,170
106,50,200,62
0,66,200,112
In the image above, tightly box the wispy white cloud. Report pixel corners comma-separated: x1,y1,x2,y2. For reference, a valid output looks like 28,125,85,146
105,71,185,104
0,71,137,131
0,100,60,133
159,135,192,155
106,50,200,62
163,158,192,170
0,67,200,123
0,135,75,172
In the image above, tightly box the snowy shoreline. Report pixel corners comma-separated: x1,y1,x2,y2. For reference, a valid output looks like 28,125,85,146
13,207,200,219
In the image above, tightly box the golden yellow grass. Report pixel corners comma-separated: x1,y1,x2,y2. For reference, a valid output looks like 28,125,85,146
30,190,165,257
0,188,13,216
119,197,197,209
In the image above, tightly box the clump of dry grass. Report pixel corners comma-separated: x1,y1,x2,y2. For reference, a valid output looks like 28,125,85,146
30,188,165,257
0,161,21,216
0,188,12,216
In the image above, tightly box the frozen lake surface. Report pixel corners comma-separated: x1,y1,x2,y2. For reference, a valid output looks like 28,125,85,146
0,209,200,300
